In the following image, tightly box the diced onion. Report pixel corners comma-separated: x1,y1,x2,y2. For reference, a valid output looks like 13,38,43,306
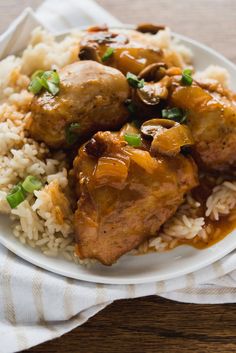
94,156,128,188
151,124,194,156
125,147,159,174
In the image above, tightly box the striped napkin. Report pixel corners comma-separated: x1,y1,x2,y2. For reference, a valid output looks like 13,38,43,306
1,2,236,352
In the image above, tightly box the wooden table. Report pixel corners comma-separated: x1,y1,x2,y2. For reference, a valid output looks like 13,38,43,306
1,0,236,352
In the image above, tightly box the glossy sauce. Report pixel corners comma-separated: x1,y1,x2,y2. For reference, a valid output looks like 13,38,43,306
137,175,236,255
180,175,236,249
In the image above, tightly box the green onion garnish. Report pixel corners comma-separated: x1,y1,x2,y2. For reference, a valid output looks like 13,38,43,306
102,47,115,62
181,68,193,86
6,184,27,209
31,70,44,80
22,176,42,193
65,122,80,144
28,70,60,96
28,77,43,95
124,133,141,147
162,107,187,124
6,176,43,209
126,72,145,89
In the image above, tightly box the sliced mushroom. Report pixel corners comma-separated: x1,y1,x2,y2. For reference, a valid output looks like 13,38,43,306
84,137,106,157
141,118,176,138
81,31,129,46
137,80,170,106
139,62,167,82
135,76,171,107
87,25,109,32
79,45,101,62
141,119,194,156
136,23,166,34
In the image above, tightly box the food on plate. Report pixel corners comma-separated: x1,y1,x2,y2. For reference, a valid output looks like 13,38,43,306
127,62,236,171
0,24,236,266
73,125,198,264
79,29,164,75
169,78,236,171
28,61,129,147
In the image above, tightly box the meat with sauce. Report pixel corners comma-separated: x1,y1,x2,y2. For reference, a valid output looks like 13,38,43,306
79,30,165,75
169,78,236,171
128,63,236,172
73,125,198,265
28,61,130,148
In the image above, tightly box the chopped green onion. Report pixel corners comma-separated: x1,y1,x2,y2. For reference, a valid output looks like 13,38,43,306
28,70,60,96
28,76,44,95
65,122,80,144
6,184,26,209
22,176,42,193
162,107,187,124
6,175,43,209
180,113,187,124
43,70,60,85
31,70,44,80
46,81,59,95
162,107,182,119
102,47,115,62
181,68,193,86
124,133,141,147
126,72,145,89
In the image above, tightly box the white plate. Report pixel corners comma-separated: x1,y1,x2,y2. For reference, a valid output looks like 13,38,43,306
0,28,236,285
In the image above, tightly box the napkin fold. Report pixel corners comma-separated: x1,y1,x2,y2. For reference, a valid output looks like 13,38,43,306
0,1,236,352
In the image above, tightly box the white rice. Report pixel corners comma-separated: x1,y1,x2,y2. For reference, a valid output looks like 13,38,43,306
147,195,205,252
206,181,236,221
194,65,230,87
0,27,235,264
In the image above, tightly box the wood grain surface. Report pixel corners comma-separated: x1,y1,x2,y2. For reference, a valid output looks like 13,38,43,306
0,0,236,352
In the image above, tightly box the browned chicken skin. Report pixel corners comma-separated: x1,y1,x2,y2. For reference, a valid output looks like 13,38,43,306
73,126,198,265
28,61,129,147
169,78,236,171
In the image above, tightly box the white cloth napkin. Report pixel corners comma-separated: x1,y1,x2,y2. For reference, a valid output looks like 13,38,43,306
0,2,236,352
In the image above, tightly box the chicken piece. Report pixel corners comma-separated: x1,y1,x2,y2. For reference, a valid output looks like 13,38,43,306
73,127,198,265
169,77,236,171
79,31,164,75
28,61,129,148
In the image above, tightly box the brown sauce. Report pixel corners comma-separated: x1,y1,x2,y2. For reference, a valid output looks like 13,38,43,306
134,174,236,256
179,174,236,250
191,212,236,249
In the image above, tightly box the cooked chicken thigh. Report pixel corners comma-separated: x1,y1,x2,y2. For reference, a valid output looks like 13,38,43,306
169,78,236,171
28,61,129,147
73,126,198,265
79,30,164,75
128,62,236,172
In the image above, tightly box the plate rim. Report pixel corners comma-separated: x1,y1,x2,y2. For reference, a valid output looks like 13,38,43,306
1,229,236,284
